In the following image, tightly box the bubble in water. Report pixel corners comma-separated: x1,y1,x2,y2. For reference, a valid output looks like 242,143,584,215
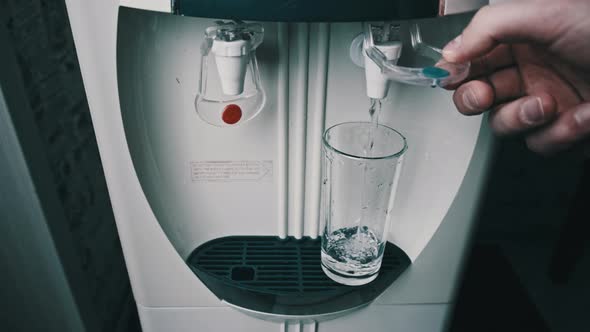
322,226,384,274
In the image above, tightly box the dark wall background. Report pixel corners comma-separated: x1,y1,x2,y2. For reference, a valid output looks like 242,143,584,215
1,0,587,331
472,137,589,331
478,138,582,242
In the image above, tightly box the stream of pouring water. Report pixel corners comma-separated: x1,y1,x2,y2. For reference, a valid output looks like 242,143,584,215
358,98,382,237
368,98,381,149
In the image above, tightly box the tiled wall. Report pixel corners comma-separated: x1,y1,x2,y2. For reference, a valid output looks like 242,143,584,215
1,0,136,331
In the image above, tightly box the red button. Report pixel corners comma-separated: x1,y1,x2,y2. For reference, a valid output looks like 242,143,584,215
222,104,242,125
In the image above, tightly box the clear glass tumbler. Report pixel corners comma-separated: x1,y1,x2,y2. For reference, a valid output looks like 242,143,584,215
320,122,407,286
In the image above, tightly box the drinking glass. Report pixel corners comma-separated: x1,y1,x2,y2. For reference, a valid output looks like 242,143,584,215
320,122,407,286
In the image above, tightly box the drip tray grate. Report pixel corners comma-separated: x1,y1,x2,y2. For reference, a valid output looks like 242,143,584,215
187,236,410,316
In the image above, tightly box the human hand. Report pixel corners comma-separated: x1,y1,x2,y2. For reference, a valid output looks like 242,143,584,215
442,0,590,155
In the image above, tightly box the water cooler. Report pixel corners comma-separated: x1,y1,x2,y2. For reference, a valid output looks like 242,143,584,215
64,0,494,331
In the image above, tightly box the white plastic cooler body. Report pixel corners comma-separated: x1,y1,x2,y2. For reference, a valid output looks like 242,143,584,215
64,0,493,331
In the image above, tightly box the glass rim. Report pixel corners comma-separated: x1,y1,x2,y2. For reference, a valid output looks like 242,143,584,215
322,121,407,161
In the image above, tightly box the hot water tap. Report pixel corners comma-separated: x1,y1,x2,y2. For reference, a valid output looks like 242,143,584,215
195,21,265,126
208,21,264,96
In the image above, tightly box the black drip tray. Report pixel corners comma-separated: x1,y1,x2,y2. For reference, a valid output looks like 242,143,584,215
186,236,410,316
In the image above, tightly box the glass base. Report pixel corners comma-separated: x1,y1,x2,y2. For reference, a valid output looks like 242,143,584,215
321,263,379,286
320,226,385,286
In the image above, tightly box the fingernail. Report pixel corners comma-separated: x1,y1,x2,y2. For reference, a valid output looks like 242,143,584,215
520,97,545,125
462,88,480,111
443,35,462,58
574,107,590,127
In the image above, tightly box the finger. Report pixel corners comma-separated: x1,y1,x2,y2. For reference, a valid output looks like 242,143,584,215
453,67,524,115
468,44,515,79
488,93,557,136
443,45,515,90
453,80,493,115
442,1,562,63
526,102,590,155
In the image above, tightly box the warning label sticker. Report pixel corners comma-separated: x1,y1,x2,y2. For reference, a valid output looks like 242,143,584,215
190,160,273,182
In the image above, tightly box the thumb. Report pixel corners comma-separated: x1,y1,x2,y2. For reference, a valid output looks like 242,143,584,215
442,0,562,63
